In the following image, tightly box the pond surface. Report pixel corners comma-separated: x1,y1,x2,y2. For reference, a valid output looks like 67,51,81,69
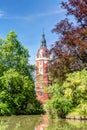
0,115,87,130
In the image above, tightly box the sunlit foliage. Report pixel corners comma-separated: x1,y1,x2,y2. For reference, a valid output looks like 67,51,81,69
0,31,44,115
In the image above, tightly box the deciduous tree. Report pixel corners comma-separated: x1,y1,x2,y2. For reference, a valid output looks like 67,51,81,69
0,31,44,115
49,0,87,82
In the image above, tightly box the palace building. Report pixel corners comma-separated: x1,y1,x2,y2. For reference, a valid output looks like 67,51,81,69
35,33,50,103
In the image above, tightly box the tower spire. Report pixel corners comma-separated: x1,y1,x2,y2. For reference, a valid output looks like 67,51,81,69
40,30,47,48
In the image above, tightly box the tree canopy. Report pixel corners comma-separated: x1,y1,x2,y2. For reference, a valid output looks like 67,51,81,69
47,0,87,118
49,0,87,82
0,31,44,115
47,69,87,118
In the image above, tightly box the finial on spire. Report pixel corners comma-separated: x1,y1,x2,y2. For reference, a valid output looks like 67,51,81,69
40,29,47,48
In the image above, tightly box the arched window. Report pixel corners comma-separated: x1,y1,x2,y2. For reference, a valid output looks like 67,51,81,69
39,91,43,96
39,53,42,58
39,61,43,66
39,67,43,74
39,50,44,58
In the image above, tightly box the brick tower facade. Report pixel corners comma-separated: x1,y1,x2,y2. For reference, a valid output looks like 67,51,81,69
35,33,50,103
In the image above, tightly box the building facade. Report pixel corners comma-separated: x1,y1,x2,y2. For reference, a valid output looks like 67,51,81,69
35,33,50,103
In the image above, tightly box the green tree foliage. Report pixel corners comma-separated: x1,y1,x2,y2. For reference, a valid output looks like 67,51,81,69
63,69,87,117
47,69,87,118
47,0,87,119
47,82,72,118
0,31,44,115
0,31,31,76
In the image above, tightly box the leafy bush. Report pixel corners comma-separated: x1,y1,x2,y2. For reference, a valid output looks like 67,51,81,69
47,69,87,118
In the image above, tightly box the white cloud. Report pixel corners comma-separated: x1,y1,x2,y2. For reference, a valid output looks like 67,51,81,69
0,11,5,18
0,8,65,21
36,9,65,17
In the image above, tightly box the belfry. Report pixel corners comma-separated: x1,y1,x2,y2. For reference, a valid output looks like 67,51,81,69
35,32,50,103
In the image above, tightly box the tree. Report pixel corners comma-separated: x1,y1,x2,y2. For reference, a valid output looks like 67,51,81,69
0,69,35,115
0,31,32,76
47,0,87,119
0,31,44,115
47,69,87,118
46,81,73,118
49,0,87,82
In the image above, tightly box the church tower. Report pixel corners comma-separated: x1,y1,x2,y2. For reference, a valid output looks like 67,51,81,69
35,33,50,103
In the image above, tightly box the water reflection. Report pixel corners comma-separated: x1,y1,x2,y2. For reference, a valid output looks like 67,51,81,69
45,119,87,130
35,115,87,130
0,115,40,130
0,115,87,130
35,115,48,130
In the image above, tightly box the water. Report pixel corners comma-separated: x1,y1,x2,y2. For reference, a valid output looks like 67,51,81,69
0,115,87,130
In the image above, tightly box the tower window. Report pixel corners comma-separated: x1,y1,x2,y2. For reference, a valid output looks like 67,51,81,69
39,91,43,96
39,54,42,58
39,50,44,58
39,61,43,66
39,67,43,74
39,52,43,58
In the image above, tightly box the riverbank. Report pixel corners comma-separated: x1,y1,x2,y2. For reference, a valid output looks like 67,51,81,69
66,111,87,120
66,117,87,120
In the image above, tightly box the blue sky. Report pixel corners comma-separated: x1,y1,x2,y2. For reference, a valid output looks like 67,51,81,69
0,0,67,64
